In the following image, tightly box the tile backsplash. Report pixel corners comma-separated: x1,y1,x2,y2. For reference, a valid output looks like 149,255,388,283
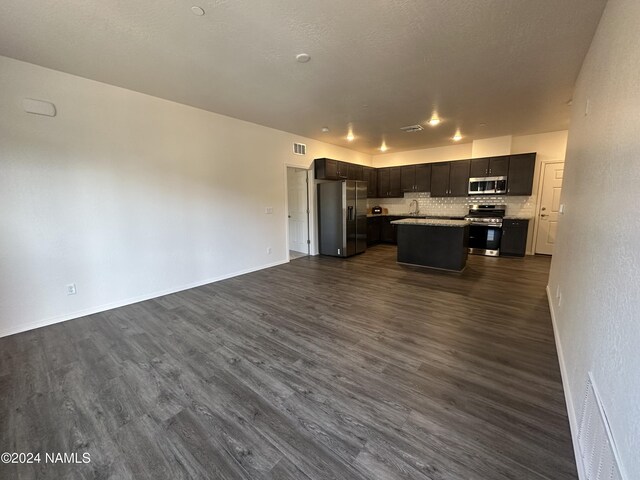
367,192,536,218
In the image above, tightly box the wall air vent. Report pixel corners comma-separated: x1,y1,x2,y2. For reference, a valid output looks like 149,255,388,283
293,143,306,155
577,373,626,480
400,124,424,133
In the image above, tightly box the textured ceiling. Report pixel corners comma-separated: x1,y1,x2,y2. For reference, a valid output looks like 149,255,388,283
0,0,606,154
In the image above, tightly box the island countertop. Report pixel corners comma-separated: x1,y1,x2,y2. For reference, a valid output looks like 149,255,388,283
391,218,470,227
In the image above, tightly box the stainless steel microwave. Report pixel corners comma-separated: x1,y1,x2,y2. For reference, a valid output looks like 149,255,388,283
468,176,507,195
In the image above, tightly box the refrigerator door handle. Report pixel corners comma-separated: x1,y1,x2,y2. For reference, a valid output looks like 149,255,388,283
347,205,354,221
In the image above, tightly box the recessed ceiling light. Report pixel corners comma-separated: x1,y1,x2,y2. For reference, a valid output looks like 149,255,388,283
428,114,441,126
190,6,205,16
380,141,388,152
452,131,463,142
346,127,355,142
322,127,330,133
479,123,487,127
295,53,311,63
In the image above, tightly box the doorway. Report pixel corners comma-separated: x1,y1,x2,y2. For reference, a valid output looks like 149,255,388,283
535,162,564,255
286,167,310,258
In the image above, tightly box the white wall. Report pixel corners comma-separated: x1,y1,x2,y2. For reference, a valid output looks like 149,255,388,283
547,0,640,478
372,142,472,168
0,55,371,338
471,135,512,158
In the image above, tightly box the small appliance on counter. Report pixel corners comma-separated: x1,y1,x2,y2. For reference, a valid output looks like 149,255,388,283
371,206,383,214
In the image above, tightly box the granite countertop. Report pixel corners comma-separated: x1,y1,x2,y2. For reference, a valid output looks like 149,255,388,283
367,213,466,219
390,218,470,227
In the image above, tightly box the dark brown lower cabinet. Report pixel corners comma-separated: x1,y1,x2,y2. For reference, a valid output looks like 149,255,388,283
367,217,381,246
501,219,529,256
367,216,400,244
380,216,403,244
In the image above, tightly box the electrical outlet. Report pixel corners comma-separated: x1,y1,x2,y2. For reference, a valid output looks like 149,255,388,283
559,204,565,214
585,98,591,116
267,247,272,254
66,283,77,295
265,207,273,214
556,284,561,299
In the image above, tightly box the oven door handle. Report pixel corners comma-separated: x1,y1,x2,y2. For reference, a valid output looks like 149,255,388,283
469,222,503,227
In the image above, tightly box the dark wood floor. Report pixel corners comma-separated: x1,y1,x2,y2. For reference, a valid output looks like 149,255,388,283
0,245,577,480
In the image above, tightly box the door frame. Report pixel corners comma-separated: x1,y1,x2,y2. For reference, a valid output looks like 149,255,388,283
532,160,564,255
284,164,311,261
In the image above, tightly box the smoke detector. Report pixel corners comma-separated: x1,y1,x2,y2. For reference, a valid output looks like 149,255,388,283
296,53,311,63
400,124,424,133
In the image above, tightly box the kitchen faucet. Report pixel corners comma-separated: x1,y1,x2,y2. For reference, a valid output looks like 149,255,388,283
409,199,419,215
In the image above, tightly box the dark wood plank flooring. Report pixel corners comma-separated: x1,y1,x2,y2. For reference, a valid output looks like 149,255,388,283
0,245,577,479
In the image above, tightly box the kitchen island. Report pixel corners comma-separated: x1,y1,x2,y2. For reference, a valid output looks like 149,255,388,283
391,218,470,272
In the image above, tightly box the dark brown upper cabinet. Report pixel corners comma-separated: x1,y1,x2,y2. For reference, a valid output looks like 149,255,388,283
389,167,402,197
415,164,432,192
430,162,451,197
376,167,402,198
314,158,338,180
364,167,377,197
315,158,347,180
507,153,536,196
449,160,470,196
314,152,536,199
336,161,349,179
348,163,364,181
430,161,469,197
401,166,416,192
377,168,390,198
470,157,490,178
489,156,509,176
470,156,509,177
400,164,432,193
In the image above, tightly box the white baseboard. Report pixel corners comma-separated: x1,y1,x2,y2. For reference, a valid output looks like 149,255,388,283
0,259,289,339
547,285,586,480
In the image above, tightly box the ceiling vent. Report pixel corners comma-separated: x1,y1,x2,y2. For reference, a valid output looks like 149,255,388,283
400,124,424,133
293,143,306,155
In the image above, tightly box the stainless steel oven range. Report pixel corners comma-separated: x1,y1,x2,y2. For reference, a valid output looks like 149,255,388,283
465,204,506,256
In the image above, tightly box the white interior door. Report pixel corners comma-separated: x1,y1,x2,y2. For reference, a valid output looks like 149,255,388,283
287,168,309,254
535,162,564,255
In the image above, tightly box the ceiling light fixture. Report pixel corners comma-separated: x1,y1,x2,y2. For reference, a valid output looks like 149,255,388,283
380,141,388,152
346,127,355,142
322,127,330,133
295,53,311,63
190,6,205,16
428,114,441,126
452,131,463,142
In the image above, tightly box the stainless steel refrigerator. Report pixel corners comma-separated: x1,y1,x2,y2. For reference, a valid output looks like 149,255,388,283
317,180,367,257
